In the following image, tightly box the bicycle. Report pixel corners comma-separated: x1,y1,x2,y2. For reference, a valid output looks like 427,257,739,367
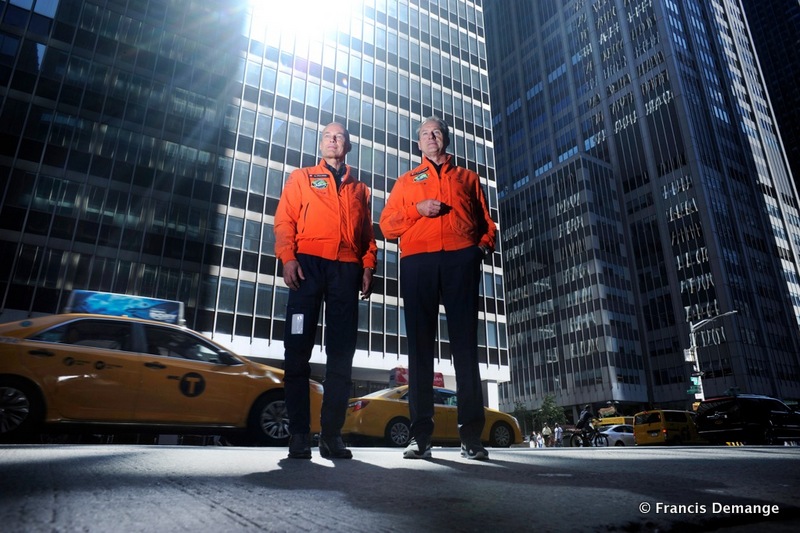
569,425,609,447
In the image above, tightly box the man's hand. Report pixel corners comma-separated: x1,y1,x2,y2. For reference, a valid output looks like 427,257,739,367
283,260,304,290
360,268,374,300
416,199,447,217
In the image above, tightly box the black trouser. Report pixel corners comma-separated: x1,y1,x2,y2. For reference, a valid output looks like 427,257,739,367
400,246,485,442
283,254,361,436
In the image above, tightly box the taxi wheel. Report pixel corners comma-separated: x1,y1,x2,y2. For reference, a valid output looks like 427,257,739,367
0,378,43,441
489,421,513,447
248,390,290,447
384,417,411,447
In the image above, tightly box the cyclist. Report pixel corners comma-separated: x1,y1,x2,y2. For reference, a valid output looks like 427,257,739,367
575,404,594,445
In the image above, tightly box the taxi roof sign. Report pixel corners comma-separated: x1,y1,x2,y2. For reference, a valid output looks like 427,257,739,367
65,290,185,325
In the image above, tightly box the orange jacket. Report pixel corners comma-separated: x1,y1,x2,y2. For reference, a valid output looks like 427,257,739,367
274,160,378,269
380,154,496,257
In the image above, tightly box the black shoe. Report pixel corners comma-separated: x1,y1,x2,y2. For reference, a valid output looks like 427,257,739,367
403,437,432,459
319,435,352,459
461,438,489,461
288,433,312,459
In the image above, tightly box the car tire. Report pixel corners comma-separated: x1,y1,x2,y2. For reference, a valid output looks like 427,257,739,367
0,378,44,441
384,417,411,447
247,390,290,446
614,440,625,446
489,421,513,447
749,423,776,445
671,427,689,446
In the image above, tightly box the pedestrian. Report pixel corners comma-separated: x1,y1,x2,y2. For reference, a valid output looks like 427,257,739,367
542,423,552,447
274,122,378,460
380,115,497,461
554,423,563,447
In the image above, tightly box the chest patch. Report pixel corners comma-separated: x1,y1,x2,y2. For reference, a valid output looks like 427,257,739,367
413,173,429,182
311,179,329,189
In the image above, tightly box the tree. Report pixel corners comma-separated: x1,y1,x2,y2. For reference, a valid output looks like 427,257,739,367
538,395,567,427
512,396,567,435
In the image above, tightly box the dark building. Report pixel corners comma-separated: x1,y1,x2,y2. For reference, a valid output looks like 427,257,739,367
740,0,800,188
484,0,800,418
0,0,509,399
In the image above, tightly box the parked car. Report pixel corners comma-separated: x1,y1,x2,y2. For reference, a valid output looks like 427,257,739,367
600,423,635,446
633,409,704,445
0,313,323,445
594,416,634,428
694,394,800,445
341,385,523,447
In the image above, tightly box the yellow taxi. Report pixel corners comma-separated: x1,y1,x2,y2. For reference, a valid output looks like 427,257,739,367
341,385,523,447
633,409,703,445
0,313,322,445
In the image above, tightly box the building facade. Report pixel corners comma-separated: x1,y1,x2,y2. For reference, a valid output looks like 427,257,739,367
740,0,800,189
485,0,800,418
0,0,509,401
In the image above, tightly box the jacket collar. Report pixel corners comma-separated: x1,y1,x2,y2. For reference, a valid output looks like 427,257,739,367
318,159,352,183
422,153,452,174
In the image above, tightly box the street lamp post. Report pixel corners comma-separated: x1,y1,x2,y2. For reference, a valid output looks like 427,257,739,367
684,310,738,401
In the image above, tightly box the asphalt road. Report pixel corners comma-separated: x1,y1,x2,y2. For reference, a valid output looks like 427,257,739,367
0,443,798,532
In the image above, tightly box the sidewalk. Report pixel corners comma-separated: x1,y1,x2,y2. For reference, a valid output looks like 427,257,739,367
0,444,798,532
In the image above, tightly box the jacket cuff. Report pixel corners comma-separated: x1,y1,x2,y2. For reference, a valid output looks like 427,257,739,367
406,204,423,220
278,253,297,265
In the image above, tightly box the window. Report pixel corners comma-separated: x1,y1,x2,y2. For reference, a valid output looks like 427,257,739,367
30,319,133,351
143,325,234,364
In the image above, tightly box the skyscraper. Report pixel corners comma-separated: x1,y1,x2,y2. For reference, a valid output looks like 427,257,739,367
740,0,800,188
484,0,800,417
0,0,509,400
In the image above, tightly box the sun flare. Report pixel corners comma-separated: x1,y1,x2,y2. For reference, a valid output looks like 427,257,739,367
250,0,365,42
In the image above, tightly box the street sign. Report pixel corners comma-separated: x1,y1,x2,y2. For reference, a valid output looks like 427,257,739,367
686,386,700,394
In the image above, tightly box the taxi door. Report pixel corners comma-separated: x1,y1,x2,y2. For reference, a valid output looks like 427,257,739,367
134,325,252,425
433,389,460,442
22,318,142,420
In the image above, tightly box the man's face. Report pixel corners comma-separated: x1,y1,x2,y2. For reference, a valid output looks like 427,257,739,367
417,121,447,159
320,124,350,160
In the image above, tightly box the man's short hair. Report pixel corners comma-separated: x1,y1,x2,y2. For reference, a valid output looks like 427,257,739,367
417,115,450,144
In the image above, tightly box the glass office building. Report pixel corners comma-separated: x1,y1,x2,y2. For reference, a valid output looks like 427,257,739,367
740,0,800,188
485,0,800,416
0,0,509,399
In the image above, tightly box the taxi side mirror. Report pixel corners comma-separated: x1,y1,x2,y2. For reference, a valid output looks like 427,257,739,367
217,351,240,366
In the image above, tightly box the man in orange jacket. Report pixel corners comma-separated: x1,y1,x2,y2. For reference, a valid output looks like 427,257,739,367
274,122,377,460
380,116,497,460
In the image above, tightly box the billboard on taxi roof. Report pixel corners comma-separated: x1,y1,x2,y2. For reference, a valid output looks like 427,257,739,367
65,290,185,325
